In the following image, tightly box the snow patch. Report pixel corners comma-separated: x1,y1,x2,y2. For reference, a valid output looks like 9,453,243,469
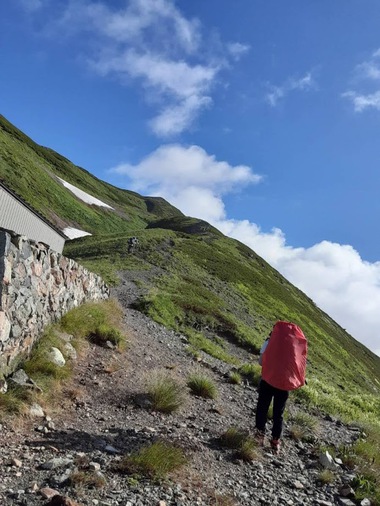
57,177,114,209
63,227,92,239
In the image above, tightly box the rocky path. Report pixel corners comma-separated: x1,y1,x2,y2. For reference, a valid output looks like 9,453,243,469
0,272,366,506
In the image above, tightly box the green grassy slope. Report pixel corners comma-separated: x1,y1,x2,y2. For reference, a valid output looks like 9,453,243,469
65,230,380,422
0,114,182,234
1,114,380,423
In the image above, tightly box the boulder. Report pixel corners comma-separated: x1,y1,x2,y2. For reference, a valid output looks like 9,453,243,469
47,347,66,367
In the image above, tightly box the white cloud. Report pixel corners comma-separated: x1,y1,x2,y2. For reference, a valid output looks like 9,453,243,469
111,144,261,195
91,47,218,136
41,0,248,136
343,49,380,112
149,95,213,137
112,144,380,356
342,90,380,112
354,48,380,80
266,72,315,107
227,42,250,61
356,62,380,81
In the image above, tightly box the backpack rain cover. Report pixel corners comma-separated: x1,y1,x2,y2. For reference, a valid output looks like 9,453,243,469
261,321,307,391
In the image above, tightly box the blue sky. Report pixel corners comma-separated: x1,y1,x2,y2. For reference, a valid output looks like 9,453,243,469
1,0,380,355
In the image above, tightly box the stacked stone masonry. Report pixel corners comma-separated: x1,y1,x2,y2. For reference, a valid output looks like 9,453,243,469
0,229,109,376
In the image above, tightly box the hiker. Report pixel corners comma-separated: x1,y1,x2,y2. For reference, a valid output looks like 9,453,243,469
255,321,307,453
127,236,138,254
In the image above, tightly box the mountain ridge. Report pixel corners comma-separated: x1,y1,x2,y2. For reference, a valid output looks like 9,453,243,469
1,113,379,426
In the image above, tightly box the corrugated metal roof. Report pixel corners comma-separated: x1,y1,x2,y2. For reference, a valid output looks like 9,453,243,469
0,179,67,239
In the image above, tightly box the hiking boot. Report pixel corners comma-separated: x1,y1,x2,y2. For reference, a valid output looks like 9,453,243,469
254,430,265,447
270,438,281,454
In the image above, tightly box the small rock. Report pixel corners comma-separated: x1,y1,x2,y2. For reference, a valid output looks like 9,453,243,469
47,347,66,367
335,498,356,506
104,445,120,454
339,484,355,498
319,451,338,470
63,342,77,360
40,487,60,499
40,457,73,470
0,379,8,393
360,500,371,506
30,403,45,417
29,482,39,493
10,458,22,468
10,369,30,386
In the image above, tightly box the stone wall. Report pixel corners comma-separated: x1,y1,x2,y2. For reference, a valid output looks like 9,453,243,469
0,229,109,376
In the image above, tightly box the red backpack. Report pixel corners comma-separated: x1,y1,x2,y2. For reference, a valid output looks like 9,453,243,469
261,321,307,391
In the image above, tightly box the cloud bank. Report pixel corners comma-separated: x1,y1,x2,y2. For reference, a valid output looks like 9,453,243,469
111,144,380,356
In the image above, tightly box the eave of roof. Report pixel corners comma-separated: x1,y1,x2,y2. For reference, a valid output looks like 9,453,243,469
0,179,68,239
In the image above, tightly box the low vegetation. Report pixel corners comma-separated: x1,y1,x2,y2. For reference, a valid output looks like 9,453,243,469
237,437,260,462
239,363,262,386
146,372,186,413
0,300,126,419
229,371,242,385
317,469,335,485
187,373,217,399
119,441,187,479
220,427,249,449
60,299,126,348
350,425,380,504
70,469,106,489
219,427,260,462
289,412,319,442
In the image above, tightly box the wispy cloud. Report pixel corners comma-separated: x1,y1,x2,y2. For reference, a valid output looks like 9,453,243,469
342,90,380,112
265,72,315,107
29,0,249,137
111,144,380,356
91,47,219,136
227,42,250,61
343,48,380,112
19,0,45,12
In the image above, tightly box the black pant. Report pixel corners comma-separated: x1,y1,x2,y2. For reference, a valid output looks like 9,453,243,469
255,379,289,440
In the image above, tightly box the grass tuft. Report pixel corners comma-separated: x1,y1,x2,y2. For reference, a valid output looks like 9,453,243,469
0,389,25,418
187,373,217,399
238,363,262,386
317,469,335,485
119,441,186,479
60,299,124,342
236,437,260,462
70,470,106,489
90,324,125,348
220,427,249,449
229,371,242,385
147,372,185,413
